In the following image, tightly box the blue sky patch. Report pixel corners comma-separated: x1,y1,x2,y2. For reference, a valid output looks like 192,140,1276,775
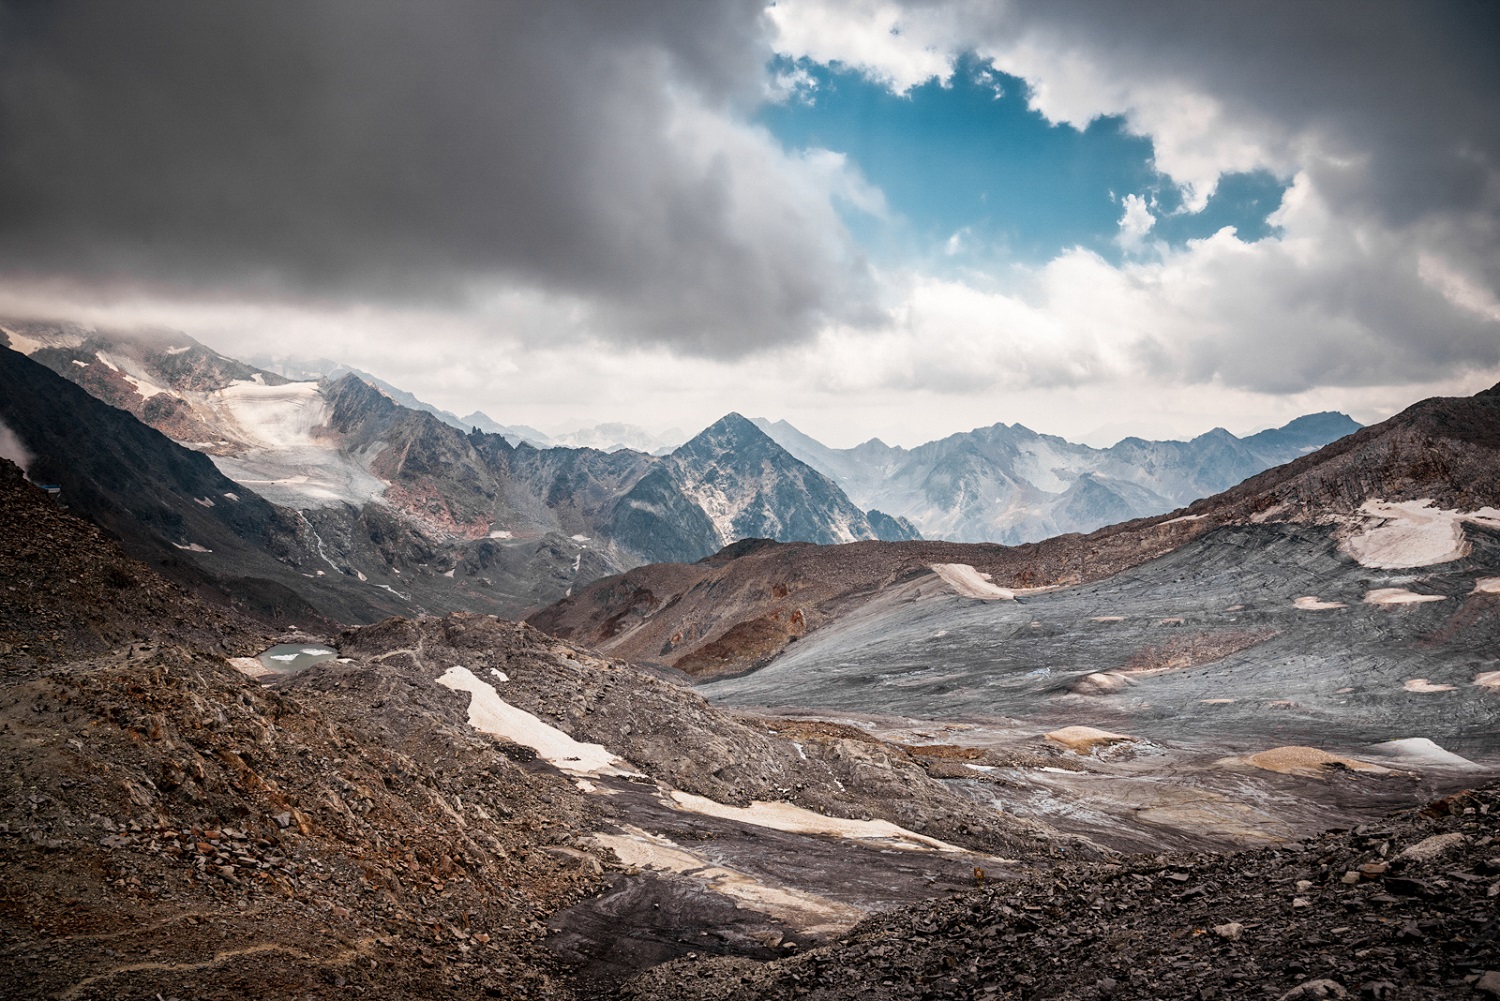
760,55,1288,267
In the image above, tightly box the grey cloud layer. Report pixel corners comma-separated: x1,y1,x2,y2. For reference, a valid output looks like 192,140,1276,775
982,0,1500,387
991,1,1500,228
0,0,873,353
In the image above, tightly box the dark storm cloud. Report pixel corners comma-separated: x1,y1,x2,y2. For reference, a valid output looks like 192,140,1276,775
0,1,874,353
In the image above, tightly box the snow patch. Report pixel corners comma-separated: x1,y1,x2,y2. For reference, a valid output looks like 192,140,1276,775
208,381,388,508
1403,678,1457,693
1339,499,1500,569
1474,671,1500,690
1473,578,1500,595
171,542,212,553
71,359,87,368
1362,737,1483,770
1293,596,1345,610
1,327,77,355
121,372,167,399
227,656,274,680
193,496,215,508
436,666,640,777
163,344,192,355
1364,587,1445,605
929,563,1014,600
594,827,865,936
665,790,962,853
487,529,513,539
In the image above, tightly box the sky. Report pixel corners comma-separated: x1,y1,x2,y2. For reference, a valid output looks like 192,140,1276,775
1,0,1498,448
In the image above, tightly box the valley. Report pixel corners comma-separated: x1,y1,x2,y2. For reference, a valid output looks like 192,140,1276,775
1,322,1497,1000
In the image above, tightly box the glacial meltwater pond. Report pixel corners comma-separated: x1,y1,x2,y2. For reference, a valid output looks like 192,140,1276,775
256,644,338,675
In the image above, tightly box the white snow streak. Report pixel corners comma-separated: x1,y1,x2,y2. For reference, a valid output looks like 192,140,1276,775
436,666,641,777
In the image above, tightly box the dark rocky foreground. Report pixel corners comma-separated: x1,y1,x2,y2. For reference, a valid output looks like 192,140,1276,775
626,787,1500,1001
0,637,609,1000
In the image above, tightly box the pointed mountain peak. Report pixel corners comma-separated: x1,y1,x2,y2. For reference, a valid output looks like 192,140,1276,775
678,412,776,453
703,412,761,435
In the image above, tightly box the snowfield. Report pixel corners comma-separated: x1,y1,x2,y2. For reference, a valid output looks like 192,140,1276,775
207,380,388,508
1339,499,1500,569
929,563,1015,600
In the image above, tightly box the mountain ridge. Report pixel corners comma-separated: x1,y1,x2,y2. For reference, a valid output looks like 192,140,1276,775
532,380,1497,680
752,408,1361,545
1,323,919,620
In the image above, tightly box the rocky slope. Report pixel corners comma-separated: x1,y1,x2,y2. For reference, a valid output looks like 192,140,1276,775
533,382,1500,680
0,344,382,625
626,786,1500,1001
0,467,1085,997
0,458,259,662
754,411,1359,544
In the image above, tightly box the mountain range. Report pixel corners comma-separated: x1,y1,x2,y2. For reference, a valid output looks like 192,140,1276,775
534,380,1500,687
751,410,1361,544
0,317,1371,633
0,320,916,622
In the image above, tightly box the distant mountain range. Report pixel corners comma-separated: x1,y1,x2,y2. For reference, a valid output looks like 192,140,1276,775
751,411,1361,544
